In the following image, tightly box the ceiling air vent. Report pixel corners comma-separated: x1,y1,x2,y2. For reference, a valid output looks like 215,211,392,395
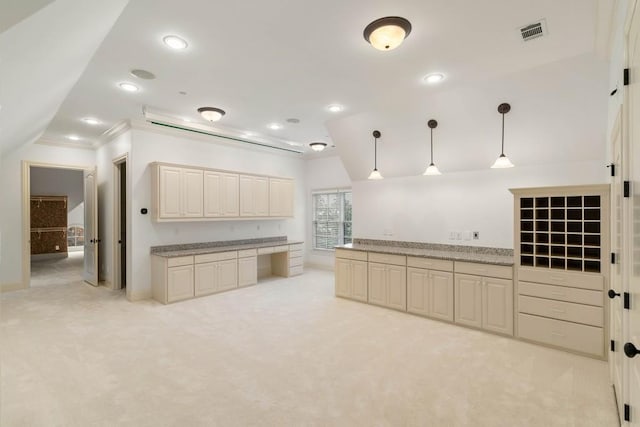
520,19,547,42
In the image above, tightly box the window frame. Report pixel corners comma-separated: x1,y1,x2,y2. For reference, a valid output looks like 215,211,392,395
311,188,352,251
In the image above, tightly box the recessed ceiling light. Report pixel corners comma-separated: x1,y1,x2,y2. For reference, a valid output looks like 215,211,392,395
197,107,225,122
68,135,80,141
327,104,344,113
423,73,445,84
119,82,139,92
268,123,283,130
286,118,300,124
163,35,188,50
82,117,100,125
130,69,156,80
242,131,255,137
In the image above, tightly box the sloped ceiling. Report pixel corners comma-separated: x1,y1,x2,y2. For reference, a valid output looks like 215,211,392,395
0,0,129,155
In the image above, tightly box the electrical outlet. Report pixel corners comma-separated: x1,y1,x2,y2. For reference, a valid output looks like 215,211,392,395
473,231,480,240
455,231,463,240
449,231,456,240
55,245,59,251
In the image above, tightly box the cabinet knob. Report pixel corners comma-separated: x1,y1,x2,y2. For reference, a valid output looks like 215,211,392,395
624,342,640,358
608,289,621,299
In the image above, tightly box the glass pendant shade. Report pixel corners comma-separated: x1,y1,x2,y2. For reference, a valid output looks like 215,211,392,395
491,154,514,168
368,130,383,180
198,107,225,122
368,169,383,180
423,163,441,175
364,17,412,51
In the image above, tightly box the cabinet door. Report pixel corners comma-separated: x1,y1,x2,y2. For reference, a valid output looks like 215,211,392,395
407,268,429,316
351,260,368,302
182,168,203,217
254,176,269,216
167,265,194,302
280,179,294,217
238,256,257,287
429,270,454,322
387,264,407,311
482,277,513,335
217,258,238,292
194,262,216,296
368,262,387,307
220,173,239,217
159,166,181,218
239,175,255,216
269,178,282,217
203,171,222,217
335,258,351,297
455,273,482,328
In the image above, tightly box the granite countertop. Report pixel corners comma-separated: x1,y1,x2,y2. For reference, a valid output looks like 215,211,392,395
336,243,514,266
152,240,304,258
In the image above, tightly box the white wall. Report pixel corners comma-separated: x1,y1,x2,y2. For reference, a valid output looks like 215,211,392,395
30,167,84,228
127,125,306,300
353,160,608,249
0,143,95,289
304,155,352,269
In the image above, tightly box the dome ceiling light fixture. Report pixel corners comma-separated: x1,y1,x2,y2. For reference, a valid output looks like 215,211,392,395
309,142,328,152
491,103,515,169
423,119,442,176
368,130,384,180
197,107,226,122
363,16,412,51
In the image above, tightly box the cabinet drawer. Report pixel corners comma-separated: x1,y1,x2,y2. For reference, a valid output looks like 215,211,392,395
257,247,274,255
368,252,406,266
167,256,194,267
335,249,367,261
407,256,453,272
195,251,237,264
518,295,603,327
518,281,603,307
272,245,289,253
289,243,303,251
289,249,303,258
455,261,512,279
518,313,603,357
289,265,303,276
518,268,603,291
289,256,303,267
238,249,257,258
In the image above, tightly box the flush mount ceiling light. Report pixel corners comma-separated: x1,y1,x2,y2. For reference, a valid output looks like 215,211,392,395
423,73,444,84
363,16,412,51
327,104,344,113
491,103,515,169
423,119,442,176
368,130,384,180
197,107,226,122
309,142,328,152
82,117,100,125
118,82,139,92
268,123,283,130
163,35,188,50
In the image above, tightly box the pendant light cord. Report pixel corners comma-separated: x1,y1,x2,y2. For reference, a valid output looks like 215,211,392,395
430,128,434,164
374,136,378,169
501,112,505,156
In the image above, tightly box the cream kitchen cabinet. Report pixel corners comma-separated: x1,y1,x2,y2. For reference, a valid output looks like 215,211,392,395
239,175,269,217
151,255,195,304
204,171,239,217
194,251,238,296
238,249,258,287
406,256,454,322
454,262,514,336
155,165,203,219
335,249,368,302
269,178,294,217
367,253,407,311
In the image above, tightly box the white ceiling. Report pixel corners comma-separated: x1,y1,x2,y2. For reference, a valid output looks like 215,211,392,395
16,0,611,177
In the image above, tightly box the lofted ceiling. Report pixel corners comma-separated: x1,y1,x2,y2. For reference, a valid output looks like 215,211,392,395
16,0,611,178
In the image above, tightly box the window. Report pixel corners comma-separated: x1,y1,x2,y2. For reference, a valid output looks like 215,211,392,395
67,225,84,248
312,189,352,250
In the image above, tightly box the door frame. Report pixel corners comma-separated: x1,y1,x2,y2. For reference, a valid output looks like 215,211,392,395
21,160,93,289
112,153,128,290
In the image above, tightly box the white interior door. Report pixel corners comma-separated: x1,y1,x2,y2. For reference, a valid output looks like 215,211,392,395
83,168,98,286
625,2,640,425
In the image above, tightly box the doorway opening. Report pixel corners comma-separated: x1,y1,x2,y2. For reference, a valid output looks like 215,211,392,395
113,155,127,290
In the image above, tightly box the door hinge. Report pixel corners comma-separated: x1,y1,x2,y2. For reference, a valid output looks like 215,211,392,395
624,292,631,310
624,181,631,198
608,163,616,177
611,253,616,264
611,340,616,352
624,68,629,86
625,403,631,422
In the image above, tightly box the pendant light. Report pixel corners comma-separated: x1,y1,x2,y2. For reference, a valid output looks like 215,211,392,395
363,17,412,51
423,119,441,175
368,130,383,180
491,103,514,168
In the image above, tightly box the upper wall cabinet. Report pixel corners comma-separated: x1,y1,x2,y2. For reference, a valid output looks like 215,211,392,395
269,178,294,217
204,171,239,218
152,162,293,221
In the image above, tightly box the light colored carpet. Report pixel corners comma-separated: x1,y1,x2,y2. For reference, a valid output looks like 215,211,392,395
30,251,84,287
1,269,618,426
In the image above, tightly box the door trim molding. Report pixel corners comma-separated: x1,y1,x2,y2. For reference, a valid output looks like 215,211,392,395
112,153,128,291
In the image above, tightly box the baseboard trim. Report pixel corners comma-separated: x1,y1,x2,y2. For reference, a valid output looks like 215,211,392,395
1,282,27,293
127,290,151,302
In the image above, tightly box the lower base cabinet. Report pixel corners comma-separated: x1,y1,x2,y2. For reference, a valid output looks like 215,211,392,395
168,264,195,302
368,262,407,311
194,252,238,296
335,255,368,302
238,255,258,287
407,267,454,322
